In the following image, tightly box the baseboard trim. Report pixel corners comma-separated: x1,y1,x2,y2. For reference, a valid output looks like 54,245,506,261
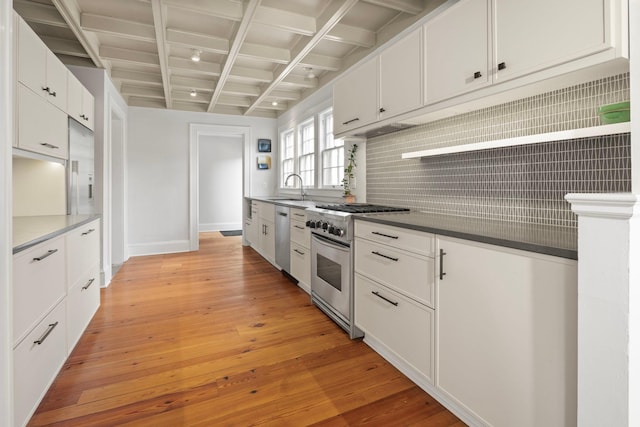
199,222,242,232
128,240,191,257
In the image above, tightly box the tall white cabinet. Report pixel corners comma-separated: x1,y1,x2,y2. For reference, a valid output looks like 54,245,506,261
435,236,577,427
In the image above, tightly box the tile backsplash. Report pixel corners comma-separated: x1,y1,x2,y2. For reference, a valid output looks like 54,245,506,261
367,74,630,228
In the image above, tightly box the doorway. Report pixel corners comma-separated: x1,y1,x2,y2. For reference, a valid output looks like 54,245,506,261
189,124,252,251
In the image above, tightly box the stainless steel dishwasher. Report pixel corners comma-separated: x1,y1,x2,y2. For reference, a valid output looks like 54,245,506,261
275,205,290,273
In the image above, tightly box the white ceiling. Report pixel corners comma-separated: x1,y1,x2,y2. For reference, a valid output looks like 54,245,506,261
13,0,446,118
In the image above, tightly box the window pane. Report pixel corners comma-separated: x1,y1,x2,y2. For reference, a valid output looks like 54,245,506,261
319,109,344,188
280,129,295,187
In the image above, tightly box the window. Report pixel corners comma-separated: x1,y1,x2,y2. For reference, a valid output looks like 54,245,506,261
280,129,294,187
297,119,315,187
319,109,344,188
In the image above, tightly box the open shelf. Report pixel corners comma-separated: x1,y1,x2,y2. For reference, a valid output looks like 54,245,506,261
401,122,631,159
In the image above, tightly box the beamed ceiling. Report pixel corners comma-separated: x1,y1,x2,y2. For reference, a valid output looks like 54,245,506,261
13,0,446,118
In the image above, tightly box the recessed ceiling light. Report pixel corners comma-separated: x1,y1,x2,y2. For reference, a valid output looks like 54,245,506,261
191,49,201,62
304,67,315,79
190,89,197,97
271,100,278,106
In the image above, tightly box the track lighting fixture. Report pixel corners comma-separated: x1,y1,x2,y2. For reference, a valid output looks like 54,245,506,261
191,49,201,62
190,89,197,97
304,67,315,79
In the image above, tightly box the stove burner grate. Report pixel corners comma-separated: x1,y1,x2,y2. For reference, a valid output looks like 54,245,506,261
315,203,410,214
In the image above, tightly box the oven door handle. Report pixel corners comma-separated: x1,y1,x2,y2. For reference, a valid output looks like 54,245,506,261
312,233,350,249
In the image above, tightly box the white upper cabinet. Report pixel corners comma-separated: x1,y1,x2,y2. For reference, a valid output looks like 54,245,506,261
67,72,95,131
333,58,378,135
17,16,68,112
425,0,491,104
493,0,610,83
379,28,423,120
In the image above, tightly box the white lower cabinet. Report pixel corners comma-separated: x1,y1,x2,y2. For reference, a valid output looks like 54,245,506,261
14,300,67,427
289,207,310,292
435,236,577,427
66,264,100,353
13,219,101,427
355,273,434,383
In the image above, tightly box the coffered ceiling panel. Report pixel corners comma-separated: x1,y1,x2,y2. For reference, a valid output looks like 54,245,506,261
14,0,446,118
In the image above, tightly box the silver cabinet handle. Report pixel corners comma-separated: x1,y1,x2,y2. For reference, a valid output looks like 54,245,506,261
33,249,58,261
40,142,59,149
82,228,96,236
294,225,305,230
372,291,398,306
294,249,305,255
293,213,305,217
371,231,399,239
371,251,398,262
34,321,59,345
82,278,95,290
439,248,447,280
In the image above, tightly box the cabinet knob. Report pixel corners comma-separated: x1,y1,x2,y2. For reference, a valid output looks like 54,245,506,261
379,107,386,113
42,86,50,93
473,71,482,79
497,62,507,71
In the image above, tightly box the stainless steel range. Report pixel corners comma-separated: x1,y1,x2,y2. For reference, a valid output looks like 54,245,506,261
306,203,410,338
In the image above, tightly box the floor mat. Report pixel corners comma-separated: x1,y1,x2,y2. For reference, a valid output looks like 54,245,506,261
220,230,242,236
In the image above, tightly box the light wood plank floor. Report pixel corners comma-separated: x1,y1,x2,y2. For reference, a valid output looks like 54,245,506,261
29,232,464,426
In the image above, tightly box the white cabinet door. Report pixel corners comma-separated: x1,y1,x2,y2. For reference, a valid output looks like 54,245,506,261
379,27,422,120
66,220,100,290
13,235,66,346
45,50,68,112
14,301,67,427
435,236,577,427
67,72,95,130
332,58,377,135
17,16,47,98
259,219,276,262
493,0,608,83
66,265,100,353
425,0,491,104
82,87,95,130
290,241,311,293
17,84,68,159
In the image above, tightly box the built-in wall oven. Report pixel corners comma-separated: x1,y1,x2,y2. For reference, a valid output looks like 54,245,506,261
306,204,409,339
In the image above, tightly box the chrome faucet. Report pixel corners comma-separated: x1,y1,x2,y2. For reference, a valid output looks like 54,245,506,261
285,173,306,201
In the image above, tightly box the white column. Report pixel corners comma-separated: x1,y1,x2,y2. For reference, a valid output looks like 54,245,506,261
566,193,640,427
0,4,13,427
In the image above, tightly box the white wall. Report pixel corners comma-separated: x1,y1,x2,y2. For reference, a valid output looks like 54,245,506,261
127,107,277,255
0,4,13,426
198,135,242,232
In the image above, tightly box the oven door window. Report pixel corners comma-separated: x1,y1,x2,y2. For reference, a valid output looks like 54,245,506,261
317,253,341,291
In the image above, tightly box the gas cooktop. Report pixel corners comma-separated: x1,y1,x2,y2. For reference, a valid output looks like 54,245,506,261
314,203,410,214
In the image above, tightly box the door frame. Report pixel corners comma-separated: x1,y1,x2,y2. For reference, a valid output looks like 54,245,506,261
189,124,252,251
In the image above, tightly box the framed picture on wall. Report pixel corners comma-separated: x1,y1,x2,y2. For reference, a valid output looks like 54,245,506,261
257,155,271,169
258,138,271,152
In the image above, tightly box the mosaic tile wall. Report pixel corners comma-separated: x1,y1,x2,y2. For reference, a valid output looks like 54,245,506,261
367,74,631,228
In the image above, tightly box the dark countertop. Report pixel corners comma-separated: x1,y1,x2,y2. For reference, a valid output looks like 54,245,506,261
354,211,577,260
13,215,101,254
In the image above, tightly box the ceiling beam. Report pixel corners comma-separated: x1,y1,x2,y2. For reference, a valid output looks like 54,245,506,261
51,0,106,69
228,66,273,83
280,74,318,89
41,35,89,58
171,75,216,91
219,82,260,97
239,42,290,64
362,0,423,15
326,23,376,48
100,45,159,67
120,85,165,99
299,53,342,71
245,0,359,115
81,13,156,42
169,57,222,76
268,90,300,101
172,90,210,104
151,0,173,109
166,28,229,54
13,0,68,27
207,0,262,112
163,0,243,21
253,6,316,36
111,69,164,86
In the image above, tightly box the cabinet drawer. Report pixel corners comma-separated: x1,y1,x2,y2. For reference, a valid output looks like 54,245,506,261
355,273,434,382
355,238,434,307
13,236,66,345
290,208,307,222
67,264,100,353
290,241,311,290
66,220,100,290
290,219,310,248
257,201,275,221
355,220,435,256
14,300,67,427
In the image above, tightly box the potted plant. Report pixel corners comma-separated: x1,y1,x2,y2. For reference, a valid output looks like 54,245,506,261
342,143,358,203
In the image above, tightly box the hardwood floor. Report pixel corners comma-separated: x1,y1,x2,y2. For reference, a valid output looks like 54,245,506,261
29,232,464,426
